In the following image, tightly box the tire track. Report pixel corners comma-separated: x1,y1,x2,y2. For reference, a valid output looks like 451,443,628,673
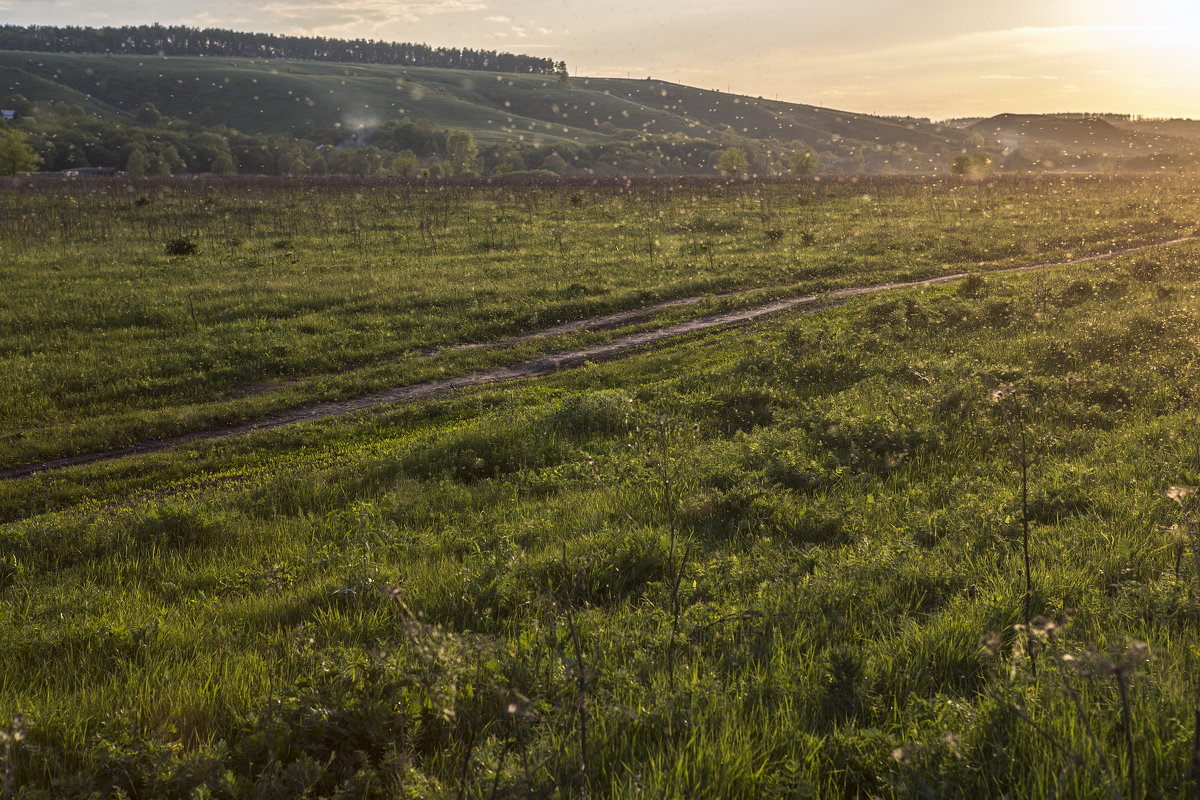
3,234,1194,481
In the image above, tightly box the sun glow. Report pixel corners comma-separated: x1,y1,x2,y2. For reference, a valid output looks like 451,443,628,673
1104,0,1200,73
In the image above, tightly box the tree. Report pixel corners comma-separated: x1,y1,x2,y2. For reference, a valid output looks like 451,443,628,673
125,147,148,174
0,129,41,175
211,152,237,175
346,145,383,176
716,146,748,176
149,153,172,175
160,144,185,174
391,149,418,177
136,102,162,126
556,60,569,85
445,130,478,177
789,149,819,175
541,151,569,175
951,152,992,175
277,147,308,176
2,94,32,117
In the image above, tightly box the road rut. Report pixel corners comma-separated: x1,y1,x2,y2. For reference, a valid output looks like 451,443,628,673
3,235,1194,480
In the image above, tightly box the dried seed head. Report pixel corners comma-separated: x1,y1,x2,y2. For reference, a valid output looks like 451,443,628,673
892,744,920,765
942,733,963,759
1030,616,1058,640
1114,640,1152,675
506,689,535,719
1063,645,1116,677
1167,485,1197,506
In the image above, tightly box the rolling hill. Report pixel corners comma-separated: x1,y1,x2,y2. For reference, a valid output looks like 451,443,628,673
3,47,1198,175
0,49,968,172
970,113,1200,171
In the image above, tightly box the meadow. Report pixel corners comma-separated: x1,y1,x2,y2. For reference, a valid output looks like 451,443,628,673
3,173,1200,797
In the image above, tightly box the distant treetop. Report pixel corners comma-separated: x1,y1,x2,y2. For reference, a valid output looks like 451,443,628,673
0,24,562,75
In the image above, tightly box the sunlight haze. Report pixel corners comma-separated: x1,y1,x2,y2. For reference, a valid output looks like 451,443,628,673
3,0,1197,118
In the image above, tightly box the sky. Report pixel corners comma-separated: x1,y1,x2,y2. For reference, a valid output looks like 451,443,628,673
3,0,1199,119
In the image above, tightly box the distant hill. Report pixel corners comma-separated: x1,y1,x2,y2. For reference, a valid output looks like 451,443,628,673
1114,118,1200,143
970,113,1200,171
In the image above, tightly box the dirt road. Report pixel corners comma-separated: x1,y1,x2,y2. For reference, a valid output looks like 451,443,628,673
2,235,1193,480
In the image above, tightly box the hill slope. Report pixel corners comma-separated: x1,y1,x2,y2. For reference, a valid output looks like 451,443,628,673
6,50,1199,174
971,113,1200,170
0,50,967,170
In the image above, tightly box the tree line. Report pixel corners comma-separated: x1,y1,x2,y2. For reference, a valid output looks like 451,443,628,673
0,24,563,75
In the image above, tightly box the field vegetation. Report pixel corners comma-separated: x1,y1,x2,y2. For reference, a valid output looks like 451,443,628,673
3,174,1196,476
3,174,1200,797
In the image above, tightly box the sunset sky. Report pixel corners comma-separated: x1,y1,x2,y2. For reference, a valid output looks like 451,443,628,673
3,0,1198,119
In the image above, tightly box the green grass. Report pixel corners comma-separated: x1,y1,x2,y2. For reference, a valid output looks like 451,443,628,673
2,174,1197,471
4,176,1200,797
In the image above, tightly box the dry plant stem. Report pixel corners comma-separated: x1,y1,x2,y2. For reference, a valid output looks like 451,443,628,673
1191,531,1200,800
519,727,533,793
455,724,478,800
560,543,590,797
667,542,692,693
1047,636,1122,800
1005,700,1119,799
2,741,12,800
1116,671,1136,800
488,736,512,800
587,463,637,526
1020,417,1037,679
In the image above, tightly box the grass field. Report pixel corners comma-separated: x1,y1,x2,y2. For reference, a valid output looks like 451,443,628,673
3,174,1197,476
3,174,1200,797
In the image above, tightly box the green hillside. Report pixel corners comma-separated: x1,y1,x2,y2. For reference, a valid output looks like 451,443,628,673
7,50,1199,175
0,50,968,170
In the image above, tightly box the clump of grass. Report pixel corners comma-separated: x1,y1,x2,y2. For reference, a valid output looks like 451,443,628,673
958,273,987,297
165,236,198,255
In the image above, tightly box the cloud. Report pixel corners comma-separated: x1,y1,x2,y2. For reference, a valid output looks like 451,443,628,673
979,73,1061,81
257,0,488,32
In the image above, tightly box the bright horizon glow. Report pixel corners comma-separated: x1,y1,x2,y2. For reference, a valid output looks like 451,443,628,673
1,0,1197,120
